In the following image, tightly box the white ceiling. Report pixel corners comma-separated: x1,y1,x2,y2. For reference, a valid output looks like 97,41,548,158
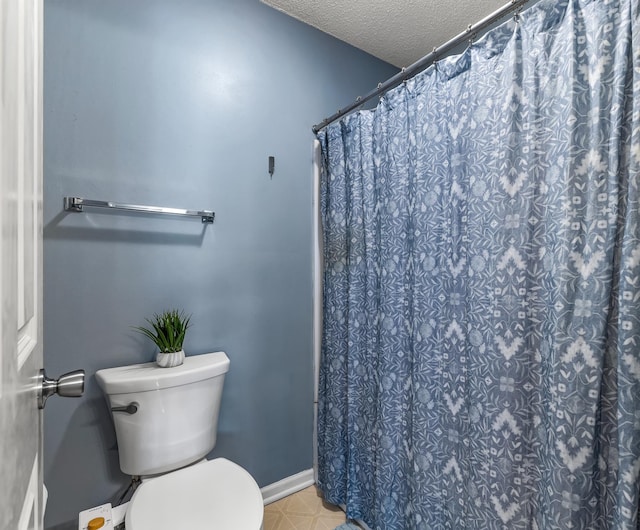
260,0,511,67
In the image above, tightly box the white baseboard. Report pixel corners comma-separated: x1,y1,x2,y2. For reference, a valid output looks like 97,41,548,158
261,468,315,505
259,468,372,529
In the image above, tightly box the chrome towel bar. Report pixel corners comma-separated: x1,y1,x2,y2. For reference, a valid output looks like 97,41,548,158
64,196,215,223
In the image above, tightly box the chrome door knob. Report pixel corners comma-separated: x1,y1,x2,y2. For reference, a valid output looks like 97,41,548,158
38,369,85,409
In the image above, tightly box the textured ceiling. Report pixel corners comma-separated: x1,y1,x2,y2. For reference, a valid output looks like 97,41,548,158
260,0,510,67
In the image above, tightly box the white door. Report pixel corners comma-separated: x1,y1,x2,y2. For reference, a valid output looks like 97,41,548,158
0,0,45,529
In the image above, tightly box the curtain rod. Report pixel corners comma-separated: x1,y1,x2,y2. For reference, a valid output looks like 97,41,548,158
312,0,532,134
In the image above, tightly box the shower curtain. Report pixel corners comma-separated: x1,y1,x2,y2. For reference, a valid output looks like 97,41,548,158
316,0,640,528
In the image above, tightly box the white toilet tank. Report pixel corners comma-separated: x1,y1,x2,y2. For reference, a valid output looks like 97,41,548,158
95,351,230,476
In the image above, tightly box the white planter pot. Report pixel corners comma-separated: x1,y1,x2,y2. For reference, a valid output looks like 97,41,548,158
156,350,185,368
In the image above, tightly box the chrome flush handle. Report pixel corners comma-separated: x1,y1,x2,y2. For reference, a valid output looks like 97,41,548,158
111,402,139,415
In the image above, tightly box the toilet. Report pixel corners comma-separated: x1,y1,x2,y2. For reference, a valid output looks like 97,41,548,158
95,351,263,530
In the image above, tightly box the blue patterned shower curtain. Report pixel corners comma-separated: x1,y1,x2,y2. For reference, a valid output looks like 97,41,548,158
316,0,640,528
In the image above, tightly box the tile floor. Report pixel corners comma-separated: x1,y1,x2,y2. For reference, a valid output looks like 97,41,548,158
263,485,355,530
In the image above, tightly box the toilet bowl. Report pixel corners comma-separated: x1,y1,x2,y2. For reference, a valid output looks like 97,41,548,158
126,459,263,530
95,352,263,530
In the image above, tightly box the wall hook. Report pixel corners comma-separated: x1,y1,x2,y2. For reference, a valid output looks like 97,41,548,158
268,156,275,178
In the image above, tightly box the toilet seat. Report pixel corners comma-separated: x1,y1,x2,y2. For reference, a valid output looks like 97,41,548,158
126,458,264,530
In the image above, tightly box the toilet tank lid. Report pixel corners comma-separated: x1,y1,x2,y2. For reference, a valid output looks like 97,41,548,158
95,351,230,394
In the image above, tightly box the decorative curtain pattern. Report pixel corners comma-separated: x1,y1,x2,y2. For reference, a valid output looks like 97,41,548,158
317,1,640,529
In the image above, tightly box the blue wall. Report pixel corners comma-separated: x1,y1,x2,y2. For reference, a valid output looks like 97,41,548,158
43,1,396,528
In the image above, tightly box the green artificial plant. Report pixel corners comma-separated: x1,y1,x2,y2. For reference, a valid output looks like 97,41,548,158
134,309,191,353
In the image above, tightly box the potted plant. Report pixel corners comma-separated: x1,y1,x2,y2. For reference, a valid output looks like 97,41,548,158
134,309,191,367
